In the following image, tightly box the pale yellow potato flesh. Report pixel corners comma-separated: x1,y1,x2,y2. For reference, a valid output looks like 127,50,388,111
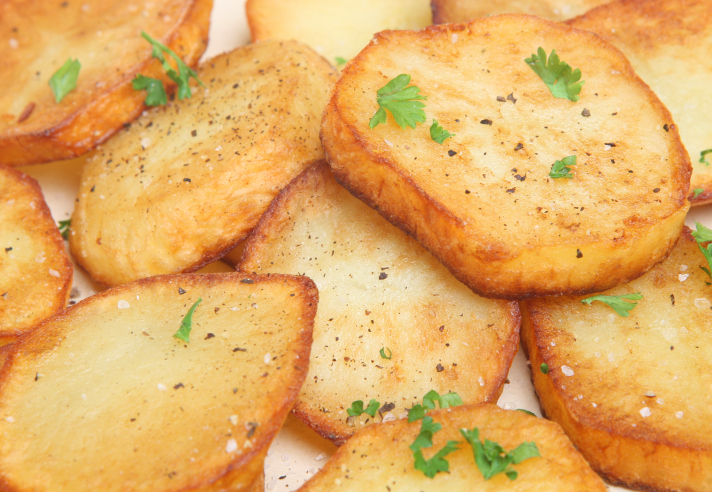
0,0,212,166
246,0,432,68
70,40,337,287
521,227,712,491
0,166,72,344
568,0,712,206
321,15,690,300
296,404,607,491
432,0,609,23
0,272,316,491
239,162,520,445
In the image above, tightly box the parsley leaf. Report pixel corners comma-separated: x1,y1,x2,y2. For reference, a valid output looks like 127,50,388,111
700,149,712,166
525,48,584,102
460,427,540,480
549,155,577,179
423,390,440,410
173,298,202,343
347,398,380,417
430,120,455,144
413,440,460,478
132,75,167,106
694,188,704,198
49,58,81,103
379,347,392,359
691,222,712,283
516,408,537,417
57,219,71,240
408,390,463,422
439,392,464,408
581,293,643,317
369,74,427,129
409,416,441,452
540,363,549,374
408,404,428,422
139,31,203,103
364,398,380,417
335,57,348,66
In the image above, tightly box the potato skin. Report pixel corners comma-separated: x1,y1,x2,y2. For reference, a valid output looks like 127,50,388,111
521,228,712,491
0,0,212,166
321,15,690,300
431,0,609,23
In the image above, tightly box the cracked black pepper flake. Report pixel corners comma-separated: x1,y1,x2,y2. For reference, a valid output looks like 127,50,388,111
448,150,456,157
670,294,675,306
605,142,616,147
378,272,388,280
183,178,191,183
497,96,506,102
240,278,254,284
233,347,247,352
4,247,11,252
480,119,493,125
506,188,516,193
507,93,517,103
173,383,184,390
653,188,660,193
582,108,591,117
576,249,583,258
246,422,258,438
191,130,197,137
514,174,526,181
379,402,395,413
205,333,215,339
514,143,523,151
90,185,95,192
436,363,445,372
178,287,186,295
465,190,470,194
663,124,669,132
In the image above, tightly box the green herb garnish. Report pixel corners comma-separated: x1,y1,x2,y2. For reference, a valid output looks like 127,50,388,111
430,120,455,144
693,188,704,199
540,363,549,374
413,440,460,478
408,390,463,422
173,298,202,343
335,57,348,66
369,74,427,129
691,222,712,283
700,149,712,166
132,74,167,106
460,427,540,480
57,219,71,240
549,155,577,179
516,409,537,417
525,48,584,102
581,293,643,317
49,58,81,103
379,347,392,359
347,398,379,418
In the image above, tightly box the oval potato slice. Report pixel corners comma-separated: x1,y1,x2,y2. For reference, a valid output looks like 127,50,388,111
0,165,72,345
70,40,337,287
296,404,607,491
0,272,316,491
432,0,610,23
521,227,712,491
321,15,690,300
0,0,211,166
239,161,520,444
246,0,432,68
567,0,712,206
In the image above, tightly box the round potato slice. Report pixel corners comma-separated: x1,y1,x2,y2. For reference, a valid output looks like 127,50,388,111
521,227,712,491
321,15,690,300
240,162,520,445
431,0,609,23
0,165,72,345
568,0,712,206
70,40,337,287
296,404,607,491
0,0,211,166
0,272,316,491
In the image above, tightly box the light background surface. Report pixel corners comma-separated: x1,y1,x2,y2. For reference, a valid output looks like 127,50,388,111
21,1,711,490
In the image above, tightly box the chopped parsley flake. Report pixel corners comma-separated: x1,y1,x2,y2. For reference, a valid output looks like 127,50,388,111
430,120,455,144
408,390,463,422
581,293,643,317
173,298,202,343
132,75,167,106
335,57,348,66
549,155,577,179
691,222,712,284
525,48,584,102
57,219,71,240
379,347,392,359
540,363,549,374
413,440,460,478
460,427,540,480
49,58,81,103
369,74,427,129
347,398,379,418
693,188,704,199
700,149,712,166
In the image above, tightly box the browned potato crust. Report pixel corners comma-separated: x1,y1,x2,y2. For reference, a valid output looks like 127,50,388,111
240,162,520,445
521,227,712,491
567,0,712,206
297,404,607,491
0,165,72,344
431,0,610,23
70,40,337,287
0,272,316,491
0,0,212,166
321,15,690,300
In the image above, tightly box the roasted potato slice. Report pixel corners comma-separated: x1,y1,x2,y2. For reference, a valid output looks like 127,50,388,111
0,165,72,345
239,162,520,445
296,404,607,491
246,0,432,68
431,0,610,23
521,227,712,491
0,0,211,167
568,0,712,206
70,40,337,287
0,272,316,491
321,15,690,300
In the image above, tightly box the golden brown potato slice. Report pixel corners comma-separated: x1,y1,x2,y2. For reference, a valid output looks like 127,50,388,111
568,0,712,206
296,404,607,491
321,15,690,300
70,40,337,287
520,227,712,491
239,162,520,445
0,272,316,491
0,165,72,345
0,0,211,167
432,0,609,23
246,0,432,68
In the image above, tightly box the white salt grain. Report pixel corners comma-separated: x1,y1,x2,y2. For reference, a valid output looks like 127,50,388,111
225,438,237,453
676,411,684,419
639,407,651,417
118,300,130,309
561,365,574,376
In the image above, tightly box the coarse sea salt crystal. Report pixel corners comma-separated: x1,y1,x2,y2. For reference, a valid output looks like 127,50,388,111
561,365,574,376
679,274,689,282
676,411,684,419
5,416,14,423
502,402,516,410
229,415,238,425
478,376,485,386
695,298,711,309
264,353,271,364
640,407,651,417
315,453,327,462
49,269,60,278
680,264,688,271
225,438,237,453
118,300,130,309
157,384,166,391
